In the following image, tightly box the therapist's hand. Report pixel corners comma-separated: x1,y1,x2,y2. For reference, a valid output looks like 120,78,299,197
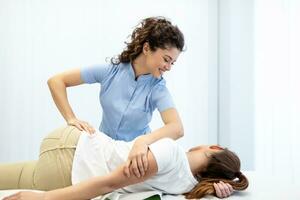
3,191,46,200
67,118,95,134
124,137,149,178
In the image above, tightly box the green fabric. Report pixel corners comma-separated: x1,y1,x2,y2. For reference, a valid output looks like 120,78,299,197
144,194,161,200
104,194,161,200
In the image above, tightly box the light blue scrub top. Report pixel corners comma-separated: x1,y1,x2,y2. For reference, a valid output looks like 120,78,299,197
80,62,175,141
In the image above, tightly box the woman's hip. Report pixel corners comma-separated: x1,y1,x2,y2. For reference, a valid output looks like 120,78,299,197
34,125,81,190
39,125,81,155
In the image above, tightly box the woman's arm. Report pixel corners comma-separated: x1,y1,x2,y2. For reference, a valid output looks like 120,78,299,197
3,150,158,200
124,108,183,177
45,150,158,200
47,69,95,133
142,108,184,143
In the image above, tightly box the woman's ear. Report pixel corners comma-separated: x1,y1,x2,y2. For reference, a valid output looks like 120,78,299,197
143,42,150,55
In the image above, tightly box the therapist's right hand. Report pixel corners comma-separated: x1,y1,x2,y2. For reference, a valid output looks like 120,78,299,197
67,118,95,134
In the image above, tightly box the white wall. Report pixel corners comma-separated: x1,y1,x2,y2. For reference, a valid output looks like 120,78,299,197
0,0,219,162
254,0,300,184
218,0,255,170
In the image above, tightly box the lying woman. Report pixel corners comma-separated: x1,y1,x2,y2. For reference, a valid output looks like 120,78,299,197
0,126,249,200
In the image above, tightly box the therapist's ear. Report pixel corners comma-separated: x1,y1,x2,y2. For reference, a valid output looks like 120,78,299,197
143,42,150,55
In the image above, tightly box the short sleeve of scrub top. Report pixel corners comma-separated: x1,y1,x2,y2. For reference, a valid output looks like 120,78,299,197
151,83,175,112
80,63,113,84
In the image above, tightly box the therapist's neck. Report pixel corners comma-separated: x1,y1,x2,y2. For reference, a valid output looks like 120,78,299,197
132,54,151,79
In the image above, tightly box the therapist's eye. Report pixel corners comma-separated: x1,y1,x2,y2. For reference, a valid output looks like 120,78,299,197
163,57,170,63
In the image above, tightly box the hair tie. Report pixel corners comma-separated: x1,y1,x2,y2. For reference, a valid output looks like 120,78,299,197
235,171,242,178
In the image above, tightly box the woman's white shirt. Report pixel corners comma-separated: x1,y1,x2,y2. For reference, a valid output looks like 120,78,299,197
71,131,198,195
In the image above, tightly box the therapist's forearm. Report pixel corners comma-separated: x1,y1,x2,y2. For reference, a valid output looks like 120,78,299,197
45,176,113,200
141,122,184,145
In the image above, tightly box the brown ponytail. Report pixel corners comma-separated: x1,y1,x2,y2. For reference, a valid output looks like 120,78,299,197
184,149,249,199
111,16,184,65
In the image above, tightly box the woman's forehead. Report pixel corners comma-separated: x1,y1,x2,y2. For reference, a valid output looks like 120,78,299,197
157,47,180,60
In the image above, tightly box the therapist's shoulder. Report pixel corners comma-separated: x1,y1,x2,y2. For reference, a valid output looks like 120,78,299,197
149,78,170,101
81,62,119,74
153,77,167,87
80,62,121,84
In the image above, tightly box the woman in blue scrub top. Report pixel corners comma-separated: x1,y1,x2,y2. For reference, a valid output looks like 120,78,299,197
47,16,185,178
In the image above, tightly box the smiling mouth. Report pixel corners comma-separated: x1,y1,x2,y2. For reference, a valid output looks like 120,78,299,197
159,68,164,75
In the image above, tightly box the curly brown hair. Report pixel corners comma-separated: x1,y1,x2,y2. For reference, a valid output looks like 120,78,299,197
111,16,184,65
184,149,249,199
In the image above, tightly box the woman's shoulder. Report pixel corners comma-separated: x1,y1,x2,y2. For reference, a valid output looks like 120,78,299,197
149,138,177,152
148,138,180,172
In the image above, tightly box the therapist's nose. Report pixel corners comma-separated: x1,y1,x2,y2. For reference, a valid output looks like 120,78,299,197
164,64,171,71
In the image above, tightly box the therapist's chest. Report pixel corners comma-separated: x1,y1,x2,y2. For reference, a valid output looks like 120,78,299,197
100,79,156,115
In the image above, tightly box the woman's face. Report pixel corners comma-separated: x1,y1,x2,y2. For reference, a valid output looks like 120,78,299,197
144,44,181,78
188,145,224,153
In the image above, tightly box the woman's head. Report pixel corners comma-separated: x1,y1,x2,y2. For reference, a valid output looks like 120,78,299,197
185,146,249,199
112,16,185,77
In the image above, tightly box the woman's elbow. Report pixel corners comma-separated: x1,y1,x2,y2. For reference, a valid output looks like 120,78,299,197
176,123,184,138
47,76,56,88
47,76,65,89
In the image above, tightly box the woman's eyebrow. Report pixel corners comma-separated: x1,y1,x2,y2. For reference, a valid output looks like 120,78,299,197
165,55,175,62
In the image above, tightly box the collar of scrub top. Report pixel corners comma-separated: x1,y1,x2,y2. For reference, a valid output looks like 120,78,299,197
128,62,162,83
127,62,164,112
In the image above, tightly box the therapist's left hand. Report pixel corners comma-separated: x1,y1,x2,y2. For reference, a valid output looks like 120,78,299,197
124,137,149,178
3,191,46,200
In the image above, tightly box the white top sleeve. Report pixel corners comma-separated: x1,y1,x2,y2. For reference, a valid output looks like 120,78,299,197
148,138,178,174
143,138,198,195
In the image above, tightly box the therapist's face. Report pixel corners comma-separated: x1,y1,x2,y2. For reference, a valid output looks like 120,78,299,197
143,43,181,78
